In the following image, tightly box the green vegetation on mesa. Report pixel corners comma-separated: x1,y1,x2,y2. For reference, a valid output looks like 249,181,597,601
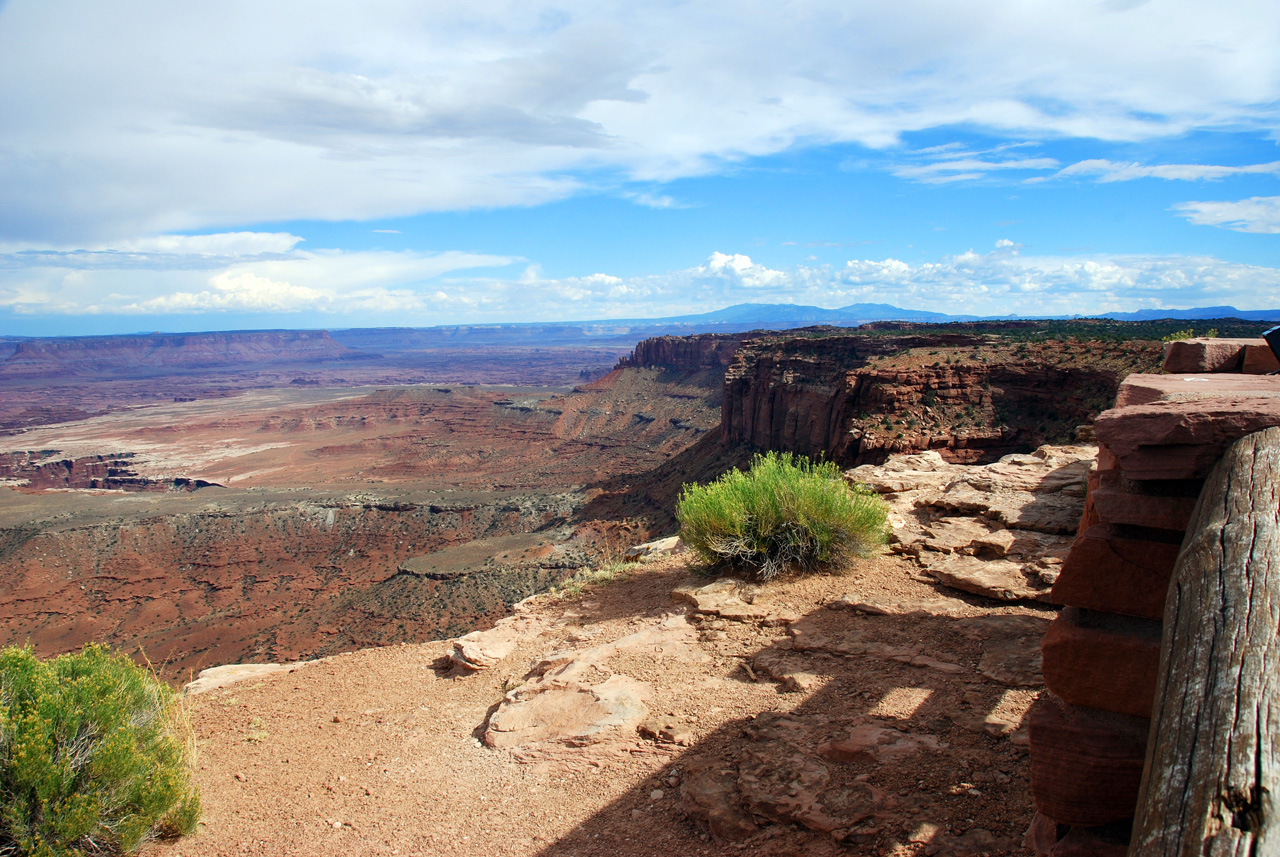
0,645,199,857
676,451,889,582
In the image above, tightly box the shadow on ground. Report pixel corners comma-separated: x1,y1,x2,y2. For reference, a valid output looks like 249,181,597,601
504,567,1048,857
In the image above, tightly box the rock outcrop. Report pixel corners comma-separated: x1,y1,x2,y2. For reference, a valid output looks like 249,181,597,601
1028,367,1280,854
617,333,752,371
847,444,1095,602
0,450,218,492
721,329,1159,466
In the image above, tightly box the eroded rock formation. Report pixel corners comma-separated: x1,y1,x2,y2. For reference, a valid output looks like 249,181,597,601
720,330,1159,465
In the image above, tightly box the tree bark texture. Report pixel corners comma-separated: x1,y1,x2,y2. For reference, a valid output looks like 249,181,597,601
1130,426,1280,857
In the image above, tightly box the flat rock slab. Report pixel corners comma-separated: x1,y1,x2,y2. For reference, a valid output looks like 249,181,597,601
788,621,967,675
956,614,1052,687
925,554,1051,602
829,593,972,618
624,535,683,561
753,649,822,692
1095,387,1280,479
920,517,999,554
1116,371,1280,407
966,447,1094,494
186,661,313,695
483,673,649,749
672,579,796,625
845,450,965,495
818,724,948,765
450,613,546,671
531,611,707,684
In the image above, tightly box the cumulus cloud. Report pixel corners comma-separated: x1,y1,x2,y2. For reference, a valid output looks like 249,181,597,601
0,239,515,318
1170,196,1280,234
2,1,1278,242
4,242,1278,323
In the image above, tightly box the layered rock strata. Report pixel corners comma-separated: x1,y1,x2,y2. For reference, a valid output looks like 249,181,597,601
846,445,1094,603
720,331,1155,466
1027,360,1280,855
618,332,751,371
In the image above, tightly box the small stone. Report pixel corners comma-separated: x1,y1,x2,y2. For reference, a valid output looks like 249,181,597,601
650,789,664,800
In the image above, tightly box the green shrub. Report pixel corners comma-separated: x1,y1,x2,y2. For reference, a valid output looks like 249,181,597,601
676,451,889,581
0,645,200,856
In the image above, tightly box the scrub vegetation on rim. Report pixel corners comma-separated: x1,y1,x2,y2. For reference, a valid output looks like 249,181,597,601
676,451,890,582
0,645,200,857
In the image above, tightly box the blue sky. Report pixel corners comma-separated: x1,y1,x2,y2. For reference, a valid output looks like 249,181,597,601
2,0,1279,336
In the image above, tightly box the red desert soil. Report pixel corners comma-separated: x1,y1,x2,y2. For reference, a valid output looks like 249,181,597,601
1,367,720,491
148,551,1050,857
0,368,726,675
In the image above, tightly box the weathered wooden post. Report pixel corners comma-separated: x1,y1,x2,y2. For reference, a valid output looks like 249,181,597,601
1130,426,1279,857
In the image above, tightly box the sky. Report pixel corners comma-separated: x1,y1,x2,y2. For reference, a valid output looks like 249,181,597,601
2,1,1279,336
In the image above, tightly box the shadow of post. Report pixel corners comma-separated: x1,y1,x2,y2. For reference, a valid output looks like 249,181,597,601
521,589,1047,857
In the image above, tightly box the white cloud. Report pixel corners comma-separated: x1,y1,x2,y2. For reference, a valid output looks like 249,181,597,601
131,271,328,313
0,241,515,317
893,156,1061,183
103,232,304,256
624,191,689,209
701,252,789,289
4,242,1279,322
1171,196,1280,234
1055,159,1280,182
2,1,1278,242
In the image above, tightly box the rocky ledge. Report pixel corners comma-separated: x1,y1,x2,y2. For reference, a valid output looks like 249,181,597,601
847,444,1095,603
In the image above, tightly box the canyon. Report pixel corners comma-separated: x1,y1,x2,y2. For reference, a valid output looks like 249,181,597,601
0,319,1243,681
5,317,1279,855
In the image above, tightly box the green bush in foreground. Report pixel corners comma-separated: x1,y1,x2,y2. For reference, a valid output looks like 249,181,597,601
0,645,200,857
676,451,889,581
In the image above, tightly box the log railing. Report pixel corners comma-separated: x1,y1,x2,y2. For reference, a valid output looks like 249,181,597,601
1130,426,1279,857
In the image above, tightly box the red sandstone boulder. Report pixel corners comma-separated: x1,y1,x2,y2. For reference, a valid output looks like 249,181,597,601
1089,472,1199,533
1095,385,1280,480
1029,696,1148,826
1161,338,1252,373
1242,342,1280,373
1051,524,1181,619
1040,608,1161,719
1160,337,1279,375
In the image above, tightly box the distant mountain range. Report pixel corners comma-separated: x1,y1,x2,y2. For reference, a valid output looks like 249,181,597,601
4,303,1276,353
644,301,1280,326
1091,306,1280,322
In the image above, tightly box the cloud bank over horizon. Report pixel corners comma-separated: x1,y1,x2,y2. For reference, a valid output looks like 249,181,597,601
1,0,1278,332
4,236,1277,329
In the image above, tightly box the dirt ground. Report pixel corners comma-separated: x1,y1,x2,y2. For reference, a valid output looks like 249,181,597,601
146,550,1053,857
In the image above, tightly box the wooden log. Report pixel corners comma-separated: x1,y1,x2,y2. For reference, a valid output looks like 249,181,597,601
1130,426,1280,857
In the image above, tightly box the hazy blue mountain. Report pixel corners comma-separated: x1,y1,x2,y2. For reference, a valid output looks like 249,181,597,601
1097,306,1280,322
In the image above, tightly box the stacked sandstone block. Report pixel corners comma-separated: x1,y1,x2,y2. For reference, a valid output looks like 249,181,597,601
1026,337,1280,856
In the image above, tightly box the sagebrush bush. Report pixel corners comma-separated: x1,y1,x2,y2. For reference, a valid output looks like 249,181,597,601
0,644,200,857
676,451,889,581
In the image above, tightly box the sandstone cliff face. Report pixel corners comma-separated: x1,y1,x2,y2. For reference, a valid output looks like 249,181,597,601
618,333,752,371
721,333,1156,466
1,330,361,377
